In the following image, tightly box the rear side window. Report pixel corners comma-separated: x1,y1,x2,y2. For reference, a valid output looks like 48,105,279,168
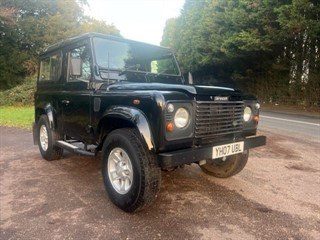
39,52,62,82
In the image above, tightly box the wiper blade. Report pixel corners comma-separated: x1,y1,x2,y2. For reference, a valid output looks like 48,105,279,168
155,68,171,76
118,64,141,76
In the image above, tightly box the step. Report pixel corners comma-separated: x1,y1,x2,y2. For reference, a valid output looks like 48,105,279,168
55,140,95,156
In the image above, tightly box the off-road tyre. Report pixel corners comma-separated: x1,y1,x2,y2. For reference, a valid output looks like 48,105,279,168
37,115,63,161
102,128,161,212
200,151,249,178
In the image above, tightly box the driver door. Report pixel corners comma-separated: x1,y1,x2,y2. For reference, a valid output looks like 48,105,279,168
61,42,93,142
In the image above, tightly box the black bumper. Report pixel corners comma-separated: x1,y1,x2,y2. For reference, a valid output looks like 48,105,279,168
158,135,266,168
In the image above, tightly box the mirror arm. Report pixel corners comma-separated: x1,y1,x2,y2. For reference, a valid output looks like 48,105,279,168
188,72,193,85
94,65,99,76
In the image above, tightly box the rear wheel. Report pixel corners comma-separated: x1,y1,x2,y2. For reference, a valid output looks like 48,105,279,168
200,151,249,178
37,115,63,161
102,128,161,212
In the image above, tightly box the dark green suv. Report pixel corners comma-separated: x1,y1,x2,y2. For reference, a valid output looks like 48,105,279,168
33,33,266,212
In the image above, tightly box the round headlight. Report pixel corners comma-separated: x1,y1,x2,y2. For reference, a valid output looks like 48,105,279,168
174,108,189,128
243,106,252,122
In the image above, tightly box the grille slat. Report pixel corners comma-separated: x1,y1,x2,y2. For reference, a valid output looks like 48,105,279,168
196,121,242,127
195,101,244,139
196,115,243,121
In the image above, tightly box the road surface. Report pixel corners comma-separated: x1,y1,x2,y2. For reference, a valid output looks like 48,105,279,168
1,112,319,239
259,111,320,139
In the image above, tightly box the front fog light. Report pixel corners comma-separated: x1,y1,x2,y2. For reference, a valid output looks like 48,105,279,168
174,108,189,128
243,106,252,122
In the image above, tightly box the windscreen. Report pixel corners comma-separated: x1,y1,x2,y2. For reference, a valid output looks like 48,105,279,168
93,37,180,76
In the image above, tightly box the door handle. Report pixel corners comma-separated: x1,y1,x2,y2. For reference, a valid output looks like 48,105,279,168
61,100,70,105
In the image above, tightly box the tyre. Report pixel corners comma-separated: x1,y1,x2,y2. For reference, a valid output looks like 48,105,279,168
37,115,63,161
101,128,161,212
200,151,249,178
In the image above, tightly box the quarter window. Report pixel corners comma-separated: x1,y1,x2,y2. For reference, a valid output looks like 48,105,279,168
39,53,62,82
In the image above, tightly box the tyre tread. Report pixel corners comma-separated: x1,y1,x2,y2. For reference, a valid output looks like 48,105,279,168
102,128,161,212
38,115,63,161
200,152,248,178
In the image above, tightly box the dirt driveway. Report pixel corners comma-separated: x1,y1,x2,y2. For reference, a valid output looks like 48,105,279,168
0,127,319,239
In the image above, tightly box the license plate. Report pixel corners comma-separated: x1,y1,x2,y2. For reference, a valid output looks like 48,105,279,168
212,142,244,159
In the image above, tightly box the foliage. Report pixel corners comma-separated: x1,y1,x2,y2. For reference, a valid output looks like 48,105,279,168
161,0,320,106
0,106,34,129
0,0,120,90
0,76,36,106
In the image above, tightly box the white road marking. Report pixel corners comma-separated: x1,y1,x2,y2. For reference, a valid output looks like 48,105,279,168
260,115,320,127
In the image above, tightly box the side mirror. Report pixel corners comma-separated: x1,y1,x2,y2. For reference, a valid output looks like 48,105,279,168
70,58,82,76
188,72,193,85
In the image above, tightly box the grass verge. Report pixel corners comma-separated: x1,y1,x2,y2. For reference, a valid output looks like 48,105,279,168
0,106,34,129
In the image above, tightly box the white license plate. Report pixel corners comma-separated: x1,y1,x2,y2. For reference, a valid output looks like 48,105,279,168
212,142,244,159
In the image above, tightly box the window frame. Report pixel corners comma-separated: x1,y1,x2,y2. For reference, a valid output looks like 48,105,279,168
66,43,93,83
38,51,63,84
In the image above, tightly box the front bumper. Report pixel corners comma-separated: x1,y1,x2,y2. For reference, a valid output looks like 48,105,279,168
158,135,266,168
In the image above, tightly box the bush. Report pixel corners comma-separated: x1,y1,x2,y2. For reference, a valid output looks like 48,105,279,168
0,76,36,106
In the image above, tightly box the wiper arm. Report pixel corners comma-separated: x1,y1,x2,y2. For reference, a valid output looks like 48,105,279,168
155,68,171,76
118,64,141,76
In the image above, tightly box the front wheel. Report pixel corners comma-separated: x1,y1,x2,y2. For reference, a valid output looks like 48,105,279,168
200,151,249,178
37,115,63,161
101,128,161,212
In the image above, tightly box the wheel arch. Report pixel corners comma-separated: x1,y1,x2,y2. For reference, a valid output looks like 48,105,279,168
35,103,57,130
97,106,155,151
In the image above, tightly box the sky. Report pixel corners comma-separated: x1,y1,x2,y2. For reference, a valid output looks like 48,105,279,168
86,0,185,45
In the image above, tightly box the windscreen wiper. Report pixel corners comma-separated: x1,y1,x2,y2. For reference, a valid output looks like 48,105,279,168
118,64,141,76
155,68,171,76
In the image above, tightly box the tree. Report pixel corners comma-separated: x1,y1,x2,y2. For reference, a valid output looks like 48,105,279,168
0,4,29,88
161,18,177,51
0,0,120,90
161,0,320,106
276,0,320,104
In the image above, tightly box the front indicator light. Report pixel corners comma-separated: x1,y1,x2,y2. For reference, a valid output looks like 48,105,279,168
166,122,174,132
133,99,140,105
253,115,259,123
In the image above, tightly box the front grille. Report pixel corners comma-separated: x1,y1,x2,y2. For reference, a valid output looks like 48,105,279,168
195,101,244,139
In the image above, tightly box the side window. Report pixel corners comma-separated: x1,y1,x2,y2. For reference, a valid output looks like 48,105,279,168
68,46,91,82
39,53,62,82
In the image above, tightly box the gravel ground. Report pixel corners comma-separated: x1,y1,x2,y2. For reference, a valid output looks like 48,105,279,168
0,127,319,240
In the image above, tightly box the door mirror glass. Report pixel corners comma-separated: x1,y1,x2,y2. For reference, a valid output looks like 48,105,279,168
68,45,91,82
70,58,82,76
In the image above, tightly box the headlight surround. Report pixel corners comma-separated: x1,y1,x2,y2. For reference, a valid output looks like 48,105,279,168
243,106,252,122
174,108,190,128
